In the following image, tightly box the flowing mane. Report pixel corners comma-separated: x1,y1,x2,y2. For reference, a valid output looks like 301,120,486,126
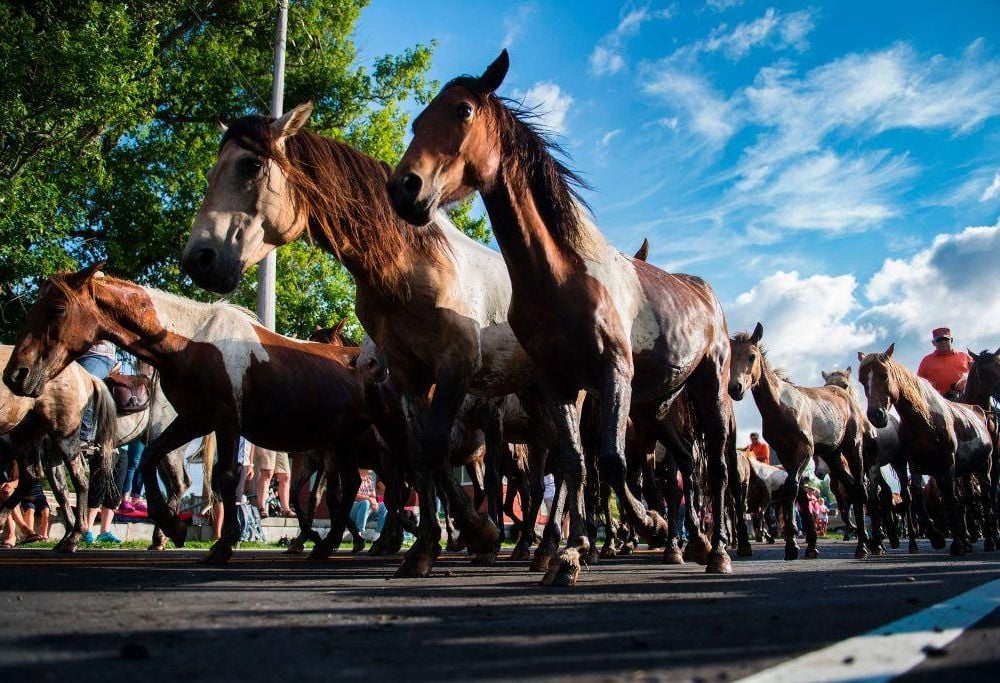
859,353,933,426
446,75,598,256
221,116,447,297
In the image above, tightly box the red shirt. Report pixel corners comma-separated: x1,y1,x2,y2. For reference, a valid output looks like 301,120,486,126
917,350,971,395
745,442,770,464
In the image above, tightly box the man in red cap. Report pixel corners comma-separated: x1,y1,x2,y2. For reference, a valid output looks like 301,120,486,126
917,327,971,396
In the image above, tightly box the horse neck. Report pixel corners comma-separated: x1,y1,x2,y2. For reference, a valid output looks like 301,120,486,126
887,361,935,430
750,357,789,424
92,281,204,373
963,370,993,410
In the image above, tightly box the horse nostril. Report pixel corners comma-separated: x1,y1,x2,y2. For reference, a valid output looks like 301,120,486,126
194,248,216,273
400,172,422,199
10,366,28,387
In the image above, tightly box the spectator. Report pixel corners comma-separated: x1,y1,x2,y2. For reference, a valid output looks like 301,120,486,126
0,453,36,548
19,480,49,544
350,469,387,541
744,432,771,464
917,327,972,396
212,436,253,541
82,447,128,544
253,447,292,518
77,341,117,448
119,439,147,514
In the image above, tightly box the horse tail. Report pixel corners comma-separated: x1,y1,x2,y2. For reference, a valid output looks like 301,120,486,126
201,431,217,503
90,375,120,502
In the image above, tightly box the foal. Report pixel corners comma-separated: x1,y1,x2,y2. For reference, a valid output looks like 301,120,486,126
4,264,372,563
729,323,871,560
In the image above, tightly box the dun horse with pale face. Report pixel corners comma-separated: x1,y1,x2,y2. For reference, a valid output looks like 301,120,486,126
388,50,740,583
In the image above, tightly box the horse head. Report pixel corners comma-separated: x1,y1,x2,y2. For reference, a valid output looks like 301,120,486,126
857,343,897,428
4,262,106,397
728,322,764,401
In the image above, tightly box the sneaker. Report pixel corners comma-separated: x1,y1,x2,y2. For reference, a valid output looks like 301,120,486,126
131,499,147,513
82,531,95,544
96,532,122,544
119,500,136,514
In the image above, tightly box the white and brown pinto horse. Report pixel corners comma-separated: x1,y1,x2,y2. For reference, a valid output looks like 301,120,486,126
0,345,117,551
858,344,997,555
387,50,738,583
729,323,871,560
3,265,372,563
180,103,547,577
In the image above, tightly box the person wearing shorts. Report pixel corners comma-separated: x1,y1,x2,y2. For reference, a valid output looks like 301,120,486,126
253,447,292,518
83,448,128,544
19,482,50,543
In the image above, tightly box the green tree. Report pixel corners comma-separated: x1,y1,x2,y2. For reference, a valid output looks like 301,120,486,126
0,1,488,341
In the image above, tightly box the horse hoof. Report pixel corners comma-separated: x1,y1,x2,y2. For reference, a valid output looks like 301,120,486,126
706,549,732,574
394,549,437,578
460,514,501,555
509,545,532,562
540,548,581,587
662,547,685,565
446,538,467,553
737,543,753,558
644,510,669,544
872,544,887,556
307,547,332,562
784,546,799,561
586,547,601,565
889,538,900,550
908,541,920,554
470,551,497,566
620,543,635,556
530,552,552,573
854,546,869,560
599,546,618,559
950,543,969,557
805,548,819,560
147,544,167,552
201,547,233,565
684,535,711,565
351,540,366,554
53,540,78,554
930,535,947,550
285,544,305,555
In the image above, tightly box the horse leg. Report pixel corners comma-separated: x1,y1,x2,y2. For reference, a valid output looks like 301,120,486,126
140,419,204,550
661,456,684,565
310,448,360,561
825,449,871,559
44,458,73,538
893,460,918,553
56,446,91,552
288,455,322,554
150,449,186,551
370,456,407,556
202,431,241,564
879,470,900,550
978,473,997,552
941,468,971,556
472,410,504,565
798,486,819,559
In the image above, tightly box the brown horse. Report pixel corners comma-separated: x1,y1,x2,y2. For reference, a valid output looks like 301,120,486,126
729,323,871,560
4,265,374,564
858,343,997,554
0,346,117,551
387,50,738,583
182,102,551,577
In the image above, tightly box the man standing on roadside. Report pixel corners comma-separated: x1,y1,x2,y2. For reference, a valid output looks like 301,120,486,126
744,432,771,465
917,327,971,396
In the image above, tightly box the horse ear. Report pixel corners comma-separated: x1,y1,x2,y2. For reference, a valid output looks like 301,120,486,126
271,101,313,139
845,366,852,376
313,325,323,332
750,322,764,345
821,371,829,380
332,316,348,337
994,346,1000,357
969,349,980,362
478,50,510,94
217,120,228,134
66,261,106,290
633,238,649,262
857,351,866,363
884,342,895,358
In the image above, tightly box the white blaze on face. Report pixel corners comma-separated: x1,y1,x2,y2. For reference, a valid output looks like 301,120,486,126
147,289,269,412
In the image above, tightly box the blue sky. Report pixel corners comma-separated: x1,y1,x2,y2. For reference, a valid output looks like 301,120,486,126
353,1,1000,436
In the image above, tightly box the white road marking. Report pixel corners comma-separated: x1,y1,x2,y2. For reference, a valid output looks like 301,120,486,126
739,577,1000,682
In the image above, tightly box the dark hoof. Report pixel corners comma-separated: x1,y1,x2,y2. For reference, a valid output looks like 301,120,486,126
540,548,581,587
446,537,467,553
53,539,79,554
470,551,497,566
736,543,753,557
889,538,900,550
307,545,333,562
662,547,685,565
619,543,635,556
351,538,366,554
599,545,618,559
950,542,970,557
530,552,552,573
930,534,947,550
784,546,800,561
147,543,167,552
805,547,819,560
394,550,437,578
684,534,711,565
460,513,501,555
908,541,919,554
855,546,869,560
871,544,887,556
706,548,732,574
201,546,233,565
643,510,669,544
370,534,402,556
586,547,601,565
509,544,532,562
165,524,187,549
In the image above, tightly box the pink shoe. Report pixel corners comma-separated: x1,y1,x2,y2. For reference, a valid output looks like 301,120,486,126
132,499,148,514
119,500,135,513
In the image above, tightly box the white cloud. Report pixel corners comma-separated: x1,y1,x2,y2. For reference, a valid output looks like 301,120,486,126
703,8,814,61
598,129,622,148
514,82,574,135
982,173,1000,202
642,68,736,144
706,0,744,11
501,3,537,49
590,7,668,77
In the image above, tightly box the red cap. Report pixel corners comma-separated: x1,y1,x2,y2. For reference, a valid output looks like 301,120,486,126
932,327,952,340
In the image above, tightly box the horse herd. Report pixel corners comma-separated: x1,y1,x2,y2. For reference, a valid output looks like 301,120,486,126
2,51,999,586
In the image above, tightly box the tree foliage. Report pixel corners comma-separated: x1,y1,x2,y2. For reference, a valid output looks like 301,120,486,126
0,0,488,342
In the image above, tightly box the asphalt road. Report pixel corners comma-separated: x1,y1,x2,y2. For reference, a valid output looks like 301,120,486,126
0,538,997,681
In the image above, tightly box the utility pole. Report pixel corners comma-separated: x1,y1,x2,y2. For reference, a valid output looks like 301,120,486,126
257,0,288,330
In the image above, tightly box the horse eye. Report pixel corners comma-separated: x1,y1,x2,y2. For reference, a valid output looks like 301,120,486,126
456,103,474,120
246,157,263,175
50,305,67,317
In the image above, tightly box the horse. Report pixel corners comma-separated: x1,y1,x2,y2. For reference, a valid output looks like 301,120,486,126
0,346,117,551
387,50,738,584
857,343,998,554
181,101,555,578
729,323,871,560
3,265,374,564
742,449,788,544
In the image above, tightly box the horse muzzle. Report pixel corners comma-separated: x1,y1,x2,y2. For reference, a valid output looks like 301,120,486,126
386,173,436,227
3,363,43,398
867,407,889,429
181,244,242,294
728,382,746,401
